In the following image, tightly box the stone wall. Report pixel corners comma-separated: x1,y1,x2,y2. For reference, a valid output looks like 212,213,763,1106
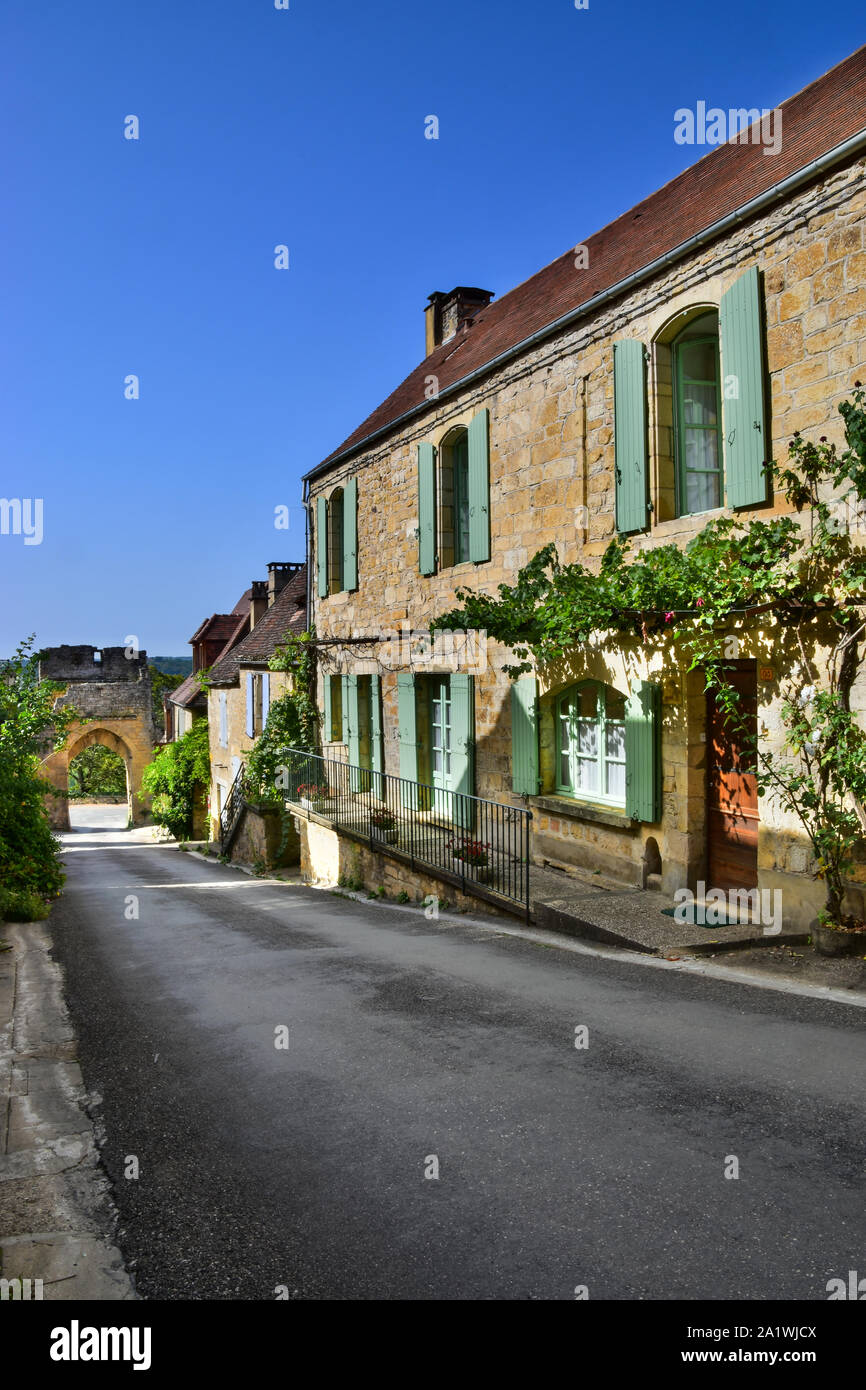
228,801,300,869
38,650,157,828
298,818,508,917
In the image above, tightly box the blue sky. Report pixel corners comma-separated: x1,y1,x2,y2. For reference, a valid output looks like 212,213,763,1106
0,0,861,655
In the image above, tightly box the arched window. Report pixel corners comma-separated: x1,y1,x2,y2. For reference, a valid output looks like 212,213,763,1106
328,487,344,593
672,310,723,516
556,681,626,805
438,427,470,567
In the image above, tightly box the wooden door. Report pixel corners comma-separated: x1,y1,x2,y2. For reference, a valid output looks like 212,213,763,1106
707,662,759,891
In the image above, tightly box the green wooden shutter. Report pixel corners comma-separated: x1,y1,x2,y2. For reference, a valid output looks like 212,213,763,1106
344,674,360,790
397,672,418,807
450,673,475,830
625,680,661,822
316,495,328,598
245,673,255,737
468,408,490,563
343,476,358,591
322,673,332,742
720,267,767,508
614,339,648,534
370,673,384,799
418,442,436,575
341,674,350,745
511,677,539,795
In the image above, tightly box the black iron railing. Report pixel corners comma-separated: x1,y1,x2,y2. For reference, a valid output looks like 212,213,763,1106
219,762,247,853
276,748,532,918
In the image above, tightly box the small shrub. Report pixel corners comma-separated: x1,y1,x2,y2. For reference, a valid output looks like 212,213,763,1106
396,891,410,904
0,886,50,922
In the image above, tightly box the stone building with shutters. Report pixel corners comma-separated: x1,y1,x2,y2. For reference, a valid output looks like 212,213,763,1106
206,563,307,839
302,47,866,928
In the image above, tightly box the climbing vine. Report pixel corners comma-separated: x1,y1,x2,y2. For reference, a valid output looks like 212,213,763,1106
432,386,866,930
244,628,319,805
140,718,211,838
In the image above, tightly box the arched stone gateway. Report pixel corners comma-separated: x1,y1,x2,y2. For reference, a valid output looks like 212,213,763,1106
38,646,157,829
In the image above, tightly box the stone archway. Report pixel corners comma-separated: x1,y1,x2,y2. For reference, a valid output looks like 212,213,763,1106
38,646,157,829
65,727,136,825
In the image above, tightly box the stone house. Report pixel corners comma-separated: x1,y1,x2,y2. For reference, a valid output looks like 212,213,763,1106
206,563,307,840
302,47,866,929
165,596,250,743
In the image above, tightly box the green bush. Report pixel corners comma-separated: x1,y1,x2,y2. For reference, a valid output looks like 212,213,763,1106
140,719,210,838
0,636,71,910
0,884,50,922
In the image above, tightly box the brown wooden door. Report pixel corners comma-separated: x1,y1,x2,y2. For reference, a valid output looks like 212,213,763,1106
707,662,759,892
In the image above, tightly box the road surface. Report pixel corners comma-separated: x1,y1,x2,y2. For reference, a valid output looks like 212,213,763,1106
49,819,865,1300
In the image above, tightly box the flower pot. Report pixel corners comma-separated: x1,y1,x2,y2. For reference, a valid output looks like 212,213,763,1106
812,920,857,956
372,827,398,845
453,856,490,880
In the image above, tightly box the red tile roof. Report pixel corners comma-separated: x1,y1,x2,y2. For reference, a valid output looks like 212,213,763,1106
309,45,866,477
167,674,206,711
208,566,308,687
188,601,250,647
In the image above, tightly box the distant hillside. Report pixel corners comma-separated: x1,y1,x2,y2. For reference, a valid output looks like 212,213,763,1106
149,656,192,676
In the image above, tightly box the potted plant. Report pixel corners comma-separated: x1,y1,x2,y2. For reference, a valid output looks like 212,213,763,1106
297,783,334,814
449,838,492,882
812,910,866,957
370,807,399,844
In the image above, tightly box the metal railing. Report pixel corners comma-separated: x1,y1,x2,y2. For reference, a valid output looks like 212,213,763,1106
219,762,247,853
276,748,532,918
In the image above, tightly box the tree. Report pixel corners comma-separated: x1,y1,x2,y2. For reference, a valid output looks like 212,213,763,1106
0,636,75,919
68,745,128,798
431,386,866,934
149,664,185,736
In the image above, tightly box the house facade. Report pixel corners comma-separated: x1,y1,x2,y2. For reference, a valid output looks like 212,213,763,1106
165,596,251,743
302,48,866,930
206,562,307,839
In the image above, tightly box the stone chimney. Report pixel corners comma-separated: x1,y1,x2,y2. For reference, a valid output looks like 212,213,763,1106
425,286,494,355
267,561,303,607
250,580,269,629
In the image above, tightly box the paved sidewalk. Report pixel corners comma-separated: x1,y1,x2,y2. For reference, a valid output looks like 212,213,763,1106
0,920,134,1300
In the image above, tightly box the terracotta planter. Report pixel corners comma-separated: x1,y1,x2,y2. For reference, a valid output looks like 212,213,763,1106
812,921,858,957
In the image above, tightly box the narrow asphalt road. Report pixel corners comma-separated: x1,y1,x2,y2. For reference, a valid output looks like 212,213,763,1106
49,813,865,1300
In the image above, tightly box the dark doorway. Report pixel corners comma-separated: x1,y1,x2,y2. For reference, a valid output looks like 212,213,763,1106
707,661,759,891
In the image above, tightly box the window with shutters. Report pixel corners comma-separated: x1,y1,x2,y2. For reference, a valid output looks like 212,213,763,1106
438,428,470,568
326,674,342,742
327,488,344,593
556,681,626,807
418,409,490,573
252,675,265,736
672,311,723,517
